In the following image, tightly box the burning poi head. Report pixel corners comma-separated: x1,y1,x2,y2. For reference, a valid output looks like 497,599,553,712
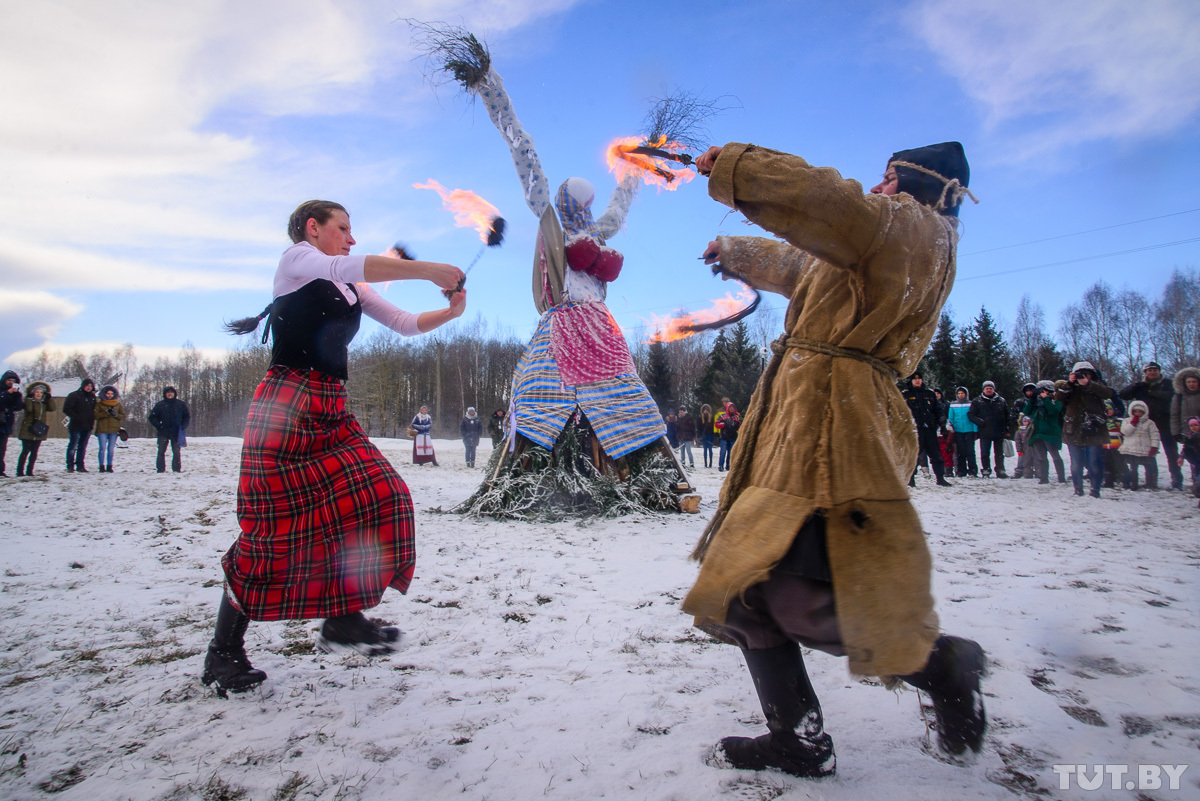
646,263,762,343
607,135,697,190
413,179,506,244
414,179,506,297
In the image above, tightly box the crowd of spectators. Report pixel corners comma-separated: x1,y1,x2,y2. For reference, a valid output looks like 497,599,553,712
900,361,1200,505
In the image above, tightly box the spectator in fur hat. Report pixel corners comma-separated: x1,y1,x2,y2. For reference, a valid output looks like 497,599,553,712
1170,367,1200,446
1119,361,1182,490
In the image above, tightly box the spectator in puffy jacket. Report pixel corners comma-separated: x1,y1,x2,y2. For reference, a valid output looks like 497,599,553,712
676,406,697,469
1011,416,1035,479
93,385,126,473
902,372,950,487
1119,361,1181,490
946,387,977,477
715,401,741,472
488,409,506,446
1028,379,1066,484
459,407,482,468
1010,383,1037,436
0,370,23,477
17,381,55,477
1178,417,1200,494
1170,367,1200,441
1056,361,1114,497
968,381,1009,477
62,378,97,473
1119,400,1160,490
148,386,190,473
699,404,715,468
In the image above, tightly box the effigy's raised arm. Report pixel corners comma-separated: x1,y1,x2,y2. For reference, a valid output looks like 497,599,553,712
470,68,551,219
594,173,641,240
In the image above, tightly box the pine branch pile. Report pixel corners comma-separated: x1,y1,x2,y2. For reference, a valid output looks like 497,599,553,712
407,21,491,92
453,425,679,521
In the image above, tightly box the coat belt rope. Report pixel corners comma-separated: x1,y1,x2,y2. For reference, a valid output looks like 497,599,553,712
772,336,899,381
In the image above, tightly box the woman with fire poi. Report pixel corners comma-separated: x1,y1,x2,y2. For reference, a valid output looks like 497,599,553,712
684,142,985,777
202,201,465,696
412,25,702,517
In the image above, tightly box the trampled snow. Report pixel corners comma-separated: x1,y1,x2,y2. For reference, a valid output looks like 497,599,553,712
1,437,1197,800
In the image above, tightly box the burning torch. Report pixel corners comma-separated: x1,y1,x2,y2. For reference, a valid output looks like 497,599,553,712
413,179,506,298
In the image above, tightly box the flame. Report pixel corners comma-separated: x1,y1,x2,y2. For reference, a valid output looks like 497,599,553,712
414,179,502,242
645,286,758,342
606,135,696,191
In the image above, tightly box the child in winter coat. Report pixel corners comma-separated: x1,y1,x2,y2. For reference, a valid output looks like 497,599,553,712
1178,417,1200,506
17,381,55,477
1120,400,1161,490
938,422,956,475
1102,399,1125,489
1011,416,1035,478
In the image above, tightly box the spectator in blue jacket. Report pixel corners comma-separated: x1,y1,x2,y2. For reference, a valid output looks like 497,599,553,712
946,386,978,477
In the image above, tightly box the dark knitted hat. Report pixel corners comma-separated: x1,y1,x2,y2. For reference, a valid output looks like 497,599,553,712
889,141,971,216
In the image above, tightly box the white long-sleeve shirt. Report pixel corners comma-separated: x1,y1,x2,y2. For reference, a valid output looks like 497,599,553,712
274,241,422,336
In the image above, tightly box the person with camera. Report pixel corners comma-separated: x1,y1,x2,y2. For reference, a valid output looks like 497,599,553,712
1055,361,1115,497
16,381,55,477
0,371,23,477
93,385,127,472
62,379,98,473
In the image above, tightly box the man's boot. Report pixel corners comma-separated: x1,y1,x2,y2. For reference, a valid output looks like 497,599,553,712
201,593,266,697
712,643,836,778
899,635,987,759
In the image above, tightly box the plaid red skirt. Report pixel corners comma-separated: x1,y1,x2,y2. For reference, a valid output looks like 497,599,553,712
222,367,416,621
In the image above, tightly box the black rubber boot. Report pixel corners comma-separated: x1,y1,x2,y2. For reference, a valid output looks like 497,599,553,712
899,635,987,759
201,593,266,697
713,643,836,778
316,611,404,656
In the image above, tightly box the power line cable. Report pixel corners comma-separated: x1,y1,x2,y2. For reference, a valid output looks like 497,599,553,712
957,237,1200,282
961,208,1200,256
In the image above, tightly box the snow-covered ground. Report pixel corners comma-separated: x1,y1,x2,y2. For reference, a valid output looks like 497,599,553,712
1,437,1197,801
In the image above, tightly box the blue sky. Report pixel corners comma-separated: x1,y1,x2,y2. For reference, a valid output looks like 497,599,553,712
3,0,1199,366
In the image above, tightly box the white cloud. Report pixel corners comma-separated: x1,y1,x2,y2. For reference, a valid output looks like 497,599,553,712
0,238,268,292
4,340,233,371
911,0,1200,160
0,290,84,359
0,0,582,286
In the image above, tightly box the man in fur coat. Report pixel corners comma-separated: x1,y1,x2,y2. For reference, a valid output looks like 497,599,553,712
685,141,986,777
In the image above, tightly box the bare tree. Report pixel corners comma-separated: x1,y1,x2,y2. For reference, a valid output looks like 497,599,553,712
1154,267,1200,371
1110,288,1156,386
1010,294,1048,380
1058,281,1120,378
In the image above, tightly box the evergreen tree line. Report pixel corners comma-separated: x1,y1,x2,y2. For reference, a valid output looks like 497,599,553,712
922,267,1199,402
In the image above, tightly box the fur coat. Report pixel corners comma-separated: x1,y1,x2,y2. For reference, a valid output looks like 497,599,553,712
683,144,958,678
